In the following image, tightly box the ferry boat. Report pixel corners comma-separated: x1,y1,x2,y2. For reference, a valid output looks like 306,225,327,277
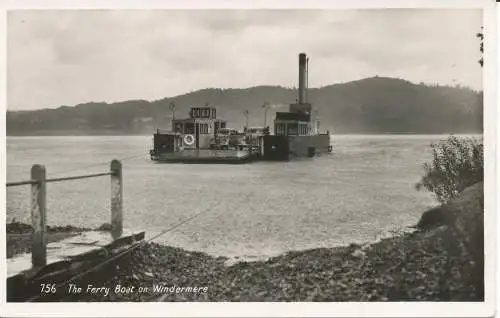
149,106,264,163
149,52,331,163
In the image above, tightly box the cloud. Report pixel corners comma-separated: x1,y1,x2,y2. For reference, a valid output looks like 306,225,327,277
7,9,482,110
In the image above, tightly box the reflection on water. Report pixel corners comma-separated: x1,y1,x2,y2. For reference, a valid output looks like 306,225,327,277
7,135,461,258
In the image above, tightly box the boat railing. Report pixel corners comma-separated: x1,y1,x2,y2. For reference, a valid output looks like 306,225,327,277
155,128,173,134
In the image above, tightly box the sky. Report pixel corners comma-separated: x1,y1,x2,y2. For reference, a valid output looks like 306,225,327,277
7,9,483,111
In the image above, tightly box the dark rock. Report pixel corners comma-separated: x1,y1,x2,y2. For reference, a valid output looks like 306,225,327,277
440,182,484,299
414,205,448,230
6,220,32,234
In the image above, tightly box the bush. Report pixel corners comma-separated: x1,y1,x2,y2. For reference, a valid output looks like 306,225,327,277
416,135,483,204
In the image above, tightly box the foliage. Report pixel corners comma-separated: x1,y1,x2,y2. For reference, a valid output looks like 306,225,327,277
476,27,484,67
416,135,483,204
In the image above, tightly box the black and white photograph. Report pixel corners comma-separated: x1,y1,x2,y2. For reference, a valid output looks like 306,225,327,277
1,0,497,317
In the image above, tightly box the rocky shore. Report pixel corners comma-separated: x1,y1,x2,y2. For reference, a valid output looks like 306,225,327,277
7,183,483,302
57,225,478,302
6,220,101,258
6,220,92,235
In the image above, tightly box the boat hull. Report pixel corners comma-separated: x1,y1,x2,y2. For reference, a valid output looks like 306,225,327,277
262,134,331,161
151,149,259,164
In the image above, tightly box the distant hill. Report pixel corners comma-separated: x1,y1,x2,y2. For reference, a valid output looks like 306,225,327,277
6,77,482,135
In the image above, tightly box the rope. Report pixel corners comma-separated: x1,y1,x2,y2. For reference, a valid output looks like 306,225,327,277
25,200,222,302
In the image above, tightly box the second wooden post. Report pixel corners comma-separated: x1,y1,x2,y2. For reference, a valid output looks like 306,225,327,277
110,159,123,240
31,164,47,268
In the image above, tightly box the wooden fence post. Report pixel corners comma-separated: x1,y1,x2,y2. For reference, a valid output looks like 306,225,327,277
110,160,123,240
31,164,46,268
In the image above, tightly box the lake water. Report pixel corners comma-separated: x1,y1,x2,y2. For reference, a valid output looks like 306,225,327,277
6,135,448,259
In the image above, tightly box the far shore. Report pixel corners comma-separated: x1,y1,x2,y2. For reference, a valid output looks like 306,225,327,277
6,132,483,137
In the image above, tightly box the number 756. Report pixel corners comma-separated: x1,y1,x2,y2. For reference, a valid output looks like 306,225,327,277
40,284,57,293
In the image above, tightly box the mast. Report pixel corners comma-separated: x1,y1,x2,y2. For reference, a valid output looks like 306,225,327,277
169,102,176,120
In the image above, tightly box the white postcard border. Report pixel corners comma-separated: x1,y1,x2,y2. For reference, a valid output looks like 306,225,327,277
0,0,496,317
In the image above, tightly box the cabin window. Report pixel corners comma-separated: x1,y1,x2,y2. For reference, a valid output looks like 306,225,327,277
199,123,208,134
299,124,308,135
184,123,194,134
287,123,298,136
276,123,286,136
175,123,183,133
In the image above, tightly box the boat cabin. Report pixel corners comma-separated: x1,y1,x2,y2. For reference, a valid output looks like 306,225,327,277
274,103,314,136
168,106,228,150
153,106,232,153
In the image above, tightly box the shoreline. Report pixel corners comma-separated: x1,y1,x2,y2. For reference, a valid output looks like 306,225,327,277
6,220,481,302
53,228,480,302
6,219,415,264
6,221,109,258
6,133,483,137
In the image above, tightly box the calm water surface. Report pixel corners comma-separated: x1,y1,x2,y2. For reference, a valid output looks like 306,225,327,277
7,135,446,259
